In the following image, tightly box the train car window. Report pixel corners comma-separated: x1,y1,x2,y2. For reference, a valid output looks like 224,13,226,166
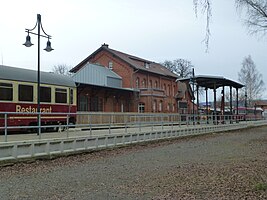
19,85,33,102
0,83,13,101
40,86,51,103
55,88,67,103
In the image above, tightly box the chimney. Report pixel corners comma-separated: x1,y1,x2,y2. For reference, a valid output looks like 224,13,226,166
102,43,109,48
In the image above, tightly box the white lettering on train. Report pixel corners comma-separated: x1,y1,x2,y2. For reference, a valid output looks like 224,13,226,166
16,105,52,113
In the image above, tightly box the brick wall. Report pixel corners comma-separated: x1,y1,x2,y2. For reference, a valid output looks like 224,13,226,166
87,48,187,113
89,51,133,88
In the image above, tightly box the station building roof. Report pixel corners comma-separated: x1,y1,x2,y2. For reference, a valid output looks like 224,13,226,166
70,44,178,78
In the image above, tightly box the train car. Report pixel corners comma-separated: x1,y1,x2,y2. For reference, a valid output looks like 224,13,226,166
234,106,263,121
0,65,77,132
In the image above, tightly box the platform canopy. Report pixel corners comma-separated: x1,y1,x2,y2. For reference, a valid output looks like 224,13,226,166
178,75,244,89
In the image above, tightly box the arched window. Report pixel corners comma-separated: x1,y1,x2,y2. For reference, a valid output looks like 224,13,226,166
149,80,152,88
159,101,163,112
153,100,157,112
155,81,158,89
142,78,146,88
167,103,170,112
136,77,140,88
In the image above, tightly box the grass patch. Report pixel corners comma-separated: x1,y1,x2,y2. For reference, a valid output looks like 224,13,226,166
254,183,267,191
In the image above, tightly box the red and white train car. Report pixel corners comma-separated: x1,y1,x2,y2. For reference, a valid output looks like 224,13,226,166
0,65,77,132
234,106,263,121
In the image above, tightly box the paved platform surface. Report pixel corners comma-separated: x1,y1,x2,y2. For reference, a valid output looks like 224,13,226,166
0,125,266,199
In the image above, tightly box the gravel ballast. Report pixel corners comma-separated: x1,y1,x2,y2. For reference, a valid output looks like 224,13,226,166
0,126,266,199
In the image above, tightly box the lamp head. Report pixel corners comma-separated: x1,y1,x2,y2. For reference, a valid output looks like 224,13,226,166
23,35,34,47
44,40,54,52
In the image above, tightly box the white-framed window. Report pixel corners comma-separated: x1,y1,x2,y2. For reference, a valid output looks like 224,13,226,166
154,81,158,89
136,77,140,88
167,103,170,111
142,79,146,88
153,100,157,112
159,101,163,112
138,103,145,113
108,61,113,70
121,103,124,112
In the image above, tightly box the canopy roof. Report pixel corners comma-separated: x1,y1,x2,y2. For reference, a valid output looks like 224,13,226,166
178,75,244,89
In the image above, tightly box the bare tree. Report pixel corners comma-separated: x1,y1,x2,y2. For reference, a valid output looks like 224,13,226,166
224,90,237,103
52,64,72,76
238,55,265,106
194,0,267,49
161,59,194,78
193,0,212,51
236,0,267,36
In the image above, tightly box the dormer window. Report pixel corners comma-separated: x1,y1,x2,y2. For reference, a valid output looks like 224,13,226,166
144,63,150,69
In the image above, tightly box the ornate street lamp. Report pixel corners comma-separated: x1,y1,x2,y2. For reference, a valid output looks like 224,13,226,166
23,14,53,136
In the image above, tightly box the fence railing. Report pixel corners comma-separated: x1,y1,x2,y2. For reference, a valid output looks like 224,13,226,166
0,111,265,143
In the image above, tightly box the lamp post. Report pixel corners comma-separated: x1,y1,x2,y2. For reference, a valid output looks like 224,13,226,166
190,68,195,124
23,14,53,136
245,88,247,121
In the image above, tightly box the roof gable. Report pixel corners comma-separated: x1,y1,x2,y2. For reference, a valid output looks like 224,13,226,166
70,44,178,78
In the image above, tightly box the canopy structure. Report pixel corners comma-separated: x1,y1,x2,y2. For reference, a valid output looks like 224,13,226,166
178,75,245,123
178,75,244,89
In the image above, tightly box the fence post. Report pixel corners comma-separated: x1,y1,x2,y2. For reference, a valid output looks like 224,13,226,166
38,112,41,139
89,114,92,136
4,113,7,142
171,115,173,131
161,114,164,131
109,114,111,135
151,115,154,131
139,114,141,133
124,114,127,134
179,115,181,128
67,113,69,138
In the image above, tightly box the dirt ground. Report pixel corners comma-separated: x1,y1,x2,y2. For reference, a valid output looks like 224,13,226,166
0,126,266,200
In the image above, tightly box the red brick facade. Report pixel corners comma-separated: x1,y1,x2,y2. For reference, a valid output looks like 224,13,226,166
77,84,135,112
71,44,192,113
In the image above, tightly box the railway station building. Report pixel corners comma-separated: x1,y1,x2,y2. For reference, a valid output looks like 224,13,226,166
70,44,193,113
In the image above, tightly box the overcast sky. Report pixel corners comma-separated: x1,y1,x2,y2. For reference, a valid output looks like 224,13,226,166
1,0,266,98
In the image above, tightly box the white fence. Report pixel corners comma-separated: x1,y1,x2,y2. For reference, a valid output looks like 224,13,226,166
1,111,263,142
0,115,266,164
